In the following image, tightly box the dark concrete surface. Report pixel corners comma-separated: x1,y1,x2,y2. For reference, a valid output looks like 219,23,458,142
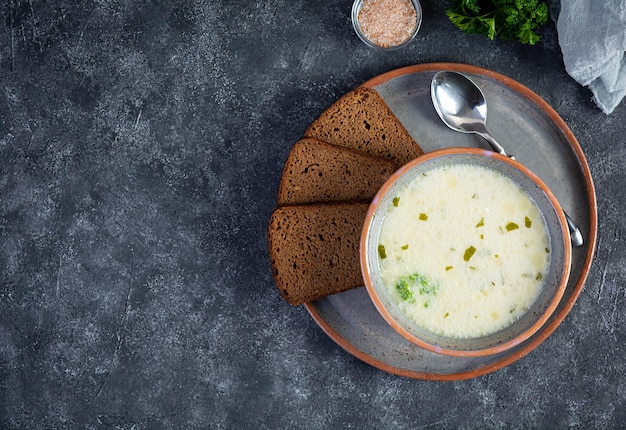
0,0,624,428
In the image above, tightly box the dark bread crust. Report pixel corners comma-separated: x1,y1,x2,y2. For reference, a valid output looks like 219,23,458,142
277,138,396,206
304,86,423,168
268,203,368,306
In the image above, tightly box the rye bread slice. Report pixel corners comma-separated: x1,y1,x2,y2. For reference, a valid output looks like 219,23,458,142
277,138,396,206
304,86,423,168
268,203,368,306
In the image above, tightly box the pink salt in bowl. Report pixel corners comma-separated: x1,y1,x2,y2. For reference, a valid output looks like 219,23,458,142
352,0,422,50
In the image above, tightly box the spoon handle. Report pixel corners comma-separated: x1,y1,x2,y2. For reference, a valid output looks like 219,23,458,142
478,131,584,247
565,211,584,248
477,131,511,158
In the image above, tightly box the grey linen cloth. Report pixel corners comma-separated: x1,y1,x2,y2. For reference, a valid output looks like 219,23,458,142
554,0,626,114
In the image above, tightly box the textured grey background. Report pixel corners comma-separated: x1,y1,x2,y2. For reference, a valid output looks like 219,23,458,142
0,0,624,429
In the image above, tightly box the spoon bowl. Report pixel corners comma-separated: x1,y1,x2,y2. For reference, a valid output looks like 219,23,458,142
431,71,508,157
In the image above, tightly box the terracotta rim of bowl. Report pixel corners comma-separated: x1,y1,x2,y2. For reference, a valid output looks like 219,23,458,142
360,147,572,358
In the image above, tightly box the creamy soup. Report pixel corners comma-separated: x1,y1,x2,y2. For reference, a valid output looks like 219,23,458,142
376,163,551,339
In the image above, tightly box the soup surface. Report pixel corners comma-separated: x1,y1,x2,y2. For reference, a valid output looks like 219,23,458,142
376,163,550,339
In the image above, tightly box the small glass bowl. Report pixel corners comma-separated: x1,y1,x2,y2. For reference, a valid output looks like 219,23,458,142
352,0,422,51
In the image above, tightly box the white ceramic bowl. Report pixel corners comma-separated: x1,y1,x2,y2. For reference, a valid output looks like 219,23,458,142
360,148,572,357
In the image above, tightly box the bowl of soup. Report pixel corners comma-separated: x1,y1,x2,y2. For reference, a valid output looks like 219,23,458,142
360,147,572,357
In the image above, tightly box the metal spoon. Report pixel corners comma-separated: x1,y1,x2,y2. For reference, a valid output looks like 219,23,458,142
430,70,584,247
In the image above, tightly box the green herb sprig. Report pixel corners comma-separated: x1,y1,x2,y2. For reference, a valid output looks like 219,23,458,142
446,0,549,45
395,273,440,304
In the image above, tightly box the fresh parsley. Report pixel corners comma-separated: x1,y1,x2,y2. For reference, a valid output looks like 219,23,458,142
446,0,549,45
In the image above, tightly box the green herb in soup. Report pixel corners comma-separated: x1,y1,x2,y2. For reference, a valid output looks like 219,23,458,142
505,222,519,231
395,272,439,303
463,246,477,262
525,216,532,228
396,278,414,303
